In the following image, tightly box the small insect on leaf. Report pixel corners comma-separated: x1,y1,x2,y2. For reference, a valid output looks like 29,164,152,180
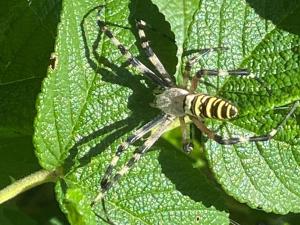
49,52,58,70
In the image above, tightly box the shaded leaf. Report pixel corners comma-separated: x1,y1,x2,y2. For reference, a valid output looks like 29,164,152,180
0,0,60,187
0,205,37,225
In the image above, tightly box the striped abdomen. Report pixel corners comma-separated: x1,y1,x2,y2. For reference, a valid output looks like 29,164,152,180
184,94,238,120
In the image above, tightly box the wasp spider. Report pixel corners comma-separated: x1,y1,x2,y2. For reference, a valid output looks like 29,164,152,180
91,15,299,205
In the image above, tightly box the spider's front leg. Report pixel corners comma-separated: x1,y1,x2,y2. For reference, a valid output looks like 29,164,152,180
96,15,168,87
190,68,254,92
182,47,228,89
136,20,174,87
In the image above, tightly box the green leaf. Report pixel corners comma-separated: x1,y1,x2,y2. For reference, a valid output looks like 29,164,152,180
34,0,229,224
34,0,300,224
58,142,228,225
181,0,300,215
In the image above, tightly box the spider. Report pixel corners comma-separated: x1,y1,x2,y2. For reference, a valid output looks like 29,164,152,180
91,15,299,206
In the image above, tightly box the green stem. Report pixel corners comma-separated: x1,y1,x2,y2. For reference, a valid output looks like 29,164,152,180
0,169,61,204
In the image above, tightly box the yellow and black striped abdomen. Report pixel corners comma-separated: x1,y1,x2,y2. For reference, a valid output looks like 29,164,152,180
184,94,238,120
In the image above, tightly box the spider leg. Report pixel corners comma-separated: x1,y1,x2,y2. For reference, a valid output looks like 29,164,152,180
100,114,166,189
182,47,228,88
190,69,254,92
96,18,169,87
190,101,299,145
91,115,175,205
136,20,174,87
179,117,193,153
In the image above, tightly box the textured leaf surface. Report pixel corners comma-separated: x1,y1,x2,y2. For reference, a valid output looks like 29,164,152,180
179,0,300,214
34,0,228,224
33,0,300,224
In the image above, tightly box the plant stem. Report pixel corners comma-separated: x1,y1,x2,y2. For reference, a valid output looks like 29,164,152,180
0,169,60,204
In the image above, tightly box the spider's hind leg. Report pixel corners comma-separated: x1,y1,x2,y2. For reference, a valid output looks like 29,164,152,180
190,100,299,145
99,114,166,189
91,114,175,205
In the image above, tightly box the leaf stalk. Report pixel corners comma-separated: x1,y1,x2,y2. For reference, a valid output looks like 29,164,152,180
0,169,61,204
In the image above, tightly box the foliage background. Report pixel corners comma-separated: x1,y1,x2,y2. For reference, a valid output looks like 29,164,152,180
0,0,300,224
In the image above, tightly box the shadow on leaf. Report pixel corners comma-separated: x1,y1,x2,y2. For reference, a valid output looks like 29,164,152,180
246,0,300,34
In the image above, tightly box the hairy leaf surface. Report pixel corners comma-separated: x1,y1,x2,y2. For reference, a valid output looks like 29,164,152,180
34,0,300,224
